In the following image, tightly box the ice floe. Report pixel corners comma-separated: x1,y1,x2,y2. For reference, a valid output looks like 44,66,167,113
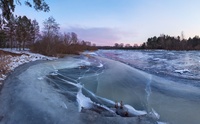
174,69,190,74
124,104,147,116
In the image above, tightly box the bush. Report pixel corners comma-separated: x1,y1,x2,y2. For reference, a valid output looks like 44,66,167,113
30,37,97,57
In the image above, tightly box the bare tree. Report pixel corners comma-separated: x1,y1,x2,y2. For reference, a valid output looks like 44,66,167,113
114,43,119,47
63,33,71,45
43,16,60,38
181,31,185,41
70,32,78,44
119,43,124,48
5,15,17,49
41,16,60,54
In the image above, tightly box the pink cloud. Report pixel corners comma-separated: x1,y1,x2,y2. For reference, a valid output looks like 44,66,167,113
61,27,138,46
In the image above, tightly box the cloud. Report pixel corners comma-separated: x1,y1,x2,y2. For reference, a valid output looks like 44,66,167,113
61,26,138,46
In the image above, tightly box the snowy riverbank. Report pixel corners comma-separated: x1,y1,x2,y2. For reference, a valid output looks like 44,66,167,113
0,48,56,85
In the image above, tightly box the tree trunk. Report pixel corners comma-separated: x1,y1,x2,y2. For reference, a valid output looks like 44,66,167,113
10,38,13,50
22,41,25,50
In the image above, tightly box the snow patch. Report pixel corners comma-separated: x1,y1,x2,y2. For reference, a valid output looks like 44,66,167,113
80,60,91,66
0,49,57,83
124,104,147,116
77,88,93,112
157,121,169,124
0,74,6,81
82,51,99,56
8,51,56,70
49,70,58,76
38,77,44,80
167,52,175,55
174,69,190,74
97,63,104,68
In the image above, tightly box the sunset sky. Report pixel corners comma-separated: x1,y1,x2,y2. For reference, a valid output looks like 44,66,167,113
15,0,200,46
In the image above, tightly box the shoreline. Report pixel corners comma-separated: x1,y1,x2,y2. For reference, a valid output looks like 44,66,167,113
0,49,56,90
1,49,199,124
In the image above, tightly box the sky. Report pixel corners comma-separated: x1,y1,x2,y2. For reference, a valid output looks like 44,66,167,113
15,0,200,46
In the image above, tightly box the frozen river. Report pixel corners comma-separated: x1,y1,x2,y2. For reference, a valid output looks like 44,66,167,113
96,50,200,85
0,50,200,124
90,50,200,124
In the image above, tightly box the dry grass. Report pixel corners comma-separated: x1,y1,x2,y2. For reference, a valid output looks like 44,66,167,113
0,55,10,87
0,51,12,79
0,50,23,86
0,50,22,56
0,50,22,75
0,55,11,76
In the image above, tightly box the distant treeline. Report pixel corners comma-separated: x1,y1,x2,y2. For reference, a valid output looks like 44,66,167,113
144,35,200,50
99,34,200,50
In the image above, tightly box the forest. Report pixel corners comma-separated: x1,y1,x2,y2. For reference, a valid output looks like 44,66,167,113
0,15,97,56
144,34,200,50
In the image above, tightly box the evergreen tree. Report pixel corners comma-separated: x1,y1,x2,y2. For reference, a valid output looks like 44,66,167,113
30,19,40,44
16,16,32,50
0,30,6,48
0,0,49,20
5,15,17,49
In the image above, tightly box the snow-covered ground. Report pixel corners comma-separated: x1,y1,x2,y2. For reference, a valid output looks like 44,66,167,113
0,48,57,83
